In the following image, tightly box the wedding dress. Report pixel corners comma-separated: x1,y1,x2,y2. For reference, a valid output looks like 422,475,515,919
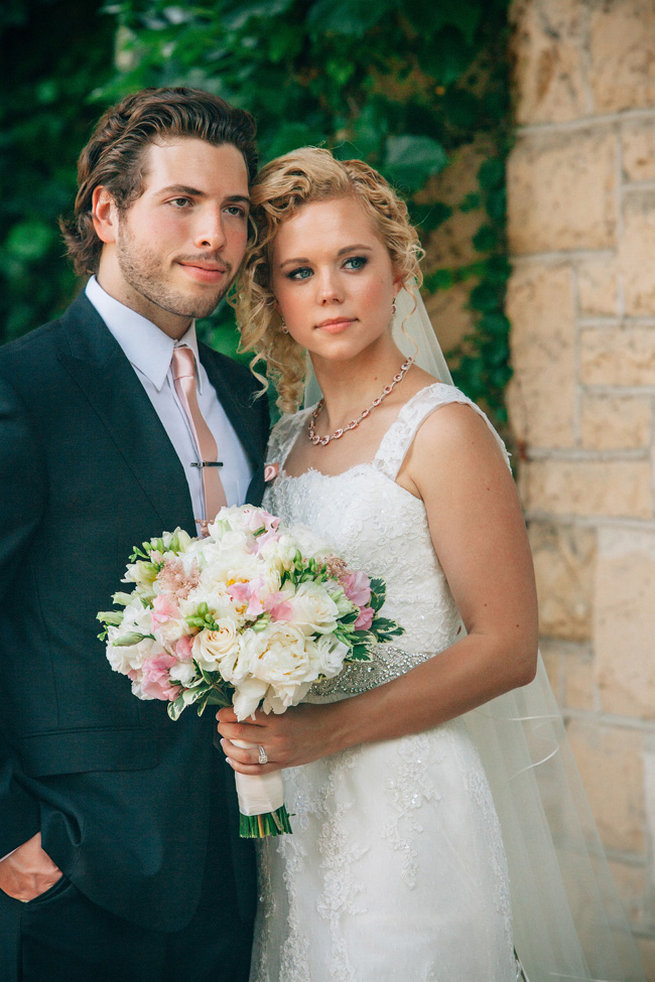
252,382,644,982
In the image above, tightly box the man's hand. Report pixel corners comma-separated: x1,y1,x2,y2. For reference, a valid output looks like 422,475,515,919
0,832,62,902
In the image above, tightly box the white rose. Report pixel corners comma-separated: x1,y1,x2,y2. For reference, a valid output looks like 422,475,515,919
289,582,339,635
192,620,240,676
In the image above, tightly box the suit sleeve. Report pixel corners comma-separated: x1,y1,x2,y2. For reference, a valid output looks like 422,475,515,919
0,373,45,852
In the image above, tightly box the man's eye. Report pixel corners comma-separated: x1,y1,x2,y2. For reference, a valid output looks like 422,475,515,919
170,197,192,208
226,205,248,218
344,256,367,270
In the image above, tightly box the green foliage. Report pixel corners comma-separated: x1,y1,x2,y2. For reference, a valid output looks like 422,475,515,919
0,0,116,344
99,0,512,424
3,0,512,426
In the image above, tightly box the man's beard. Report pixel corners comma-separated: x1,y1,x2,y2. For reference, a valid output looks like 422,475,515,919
116,229,233,321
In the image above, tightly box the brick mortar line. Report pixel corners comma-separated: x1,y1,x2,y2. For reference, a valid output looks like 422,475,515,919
515,106,655,136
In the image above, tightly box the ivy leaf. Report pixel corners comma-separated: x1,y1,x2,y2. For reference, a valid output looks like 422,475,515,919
307,0,396,37
382,134,448,192
6,220,57,262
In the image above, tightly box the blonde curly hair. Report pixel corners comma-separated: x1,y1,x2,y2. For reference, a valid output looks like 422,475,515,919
233,147,424,413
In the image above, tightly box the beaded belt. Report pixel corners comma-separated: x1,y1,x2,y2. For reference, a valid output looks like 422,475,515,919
307,644,433,701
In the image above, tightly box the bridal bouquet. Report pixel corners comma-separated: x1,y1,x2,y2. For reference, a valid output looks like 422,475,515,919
97,504,403,837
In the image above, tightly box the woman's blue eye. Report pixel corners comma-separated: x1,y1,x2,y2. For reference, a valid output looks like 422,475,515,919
344,256,367,270
288,267,313,280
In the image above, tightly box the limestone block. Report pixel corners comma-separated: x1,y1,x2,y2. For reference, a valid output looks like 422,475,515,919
539,638,563,699
595,528,655,719
580,394,652,451
606,858,648,927
635,937,655,982
506,263,576,448
618,193,655,316
622,117,655,183
589,0,655,114
567,720,645,854
576,255,619,317
424,282,473,359
509,0,590,124
540,637,598,711
580,326,655,386
521,458,652,520
529,522,596,641
507,129,617,255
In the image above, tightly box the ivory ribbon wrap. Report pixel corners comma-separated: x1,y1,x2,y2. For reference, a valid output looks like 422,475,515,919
233,740,285,816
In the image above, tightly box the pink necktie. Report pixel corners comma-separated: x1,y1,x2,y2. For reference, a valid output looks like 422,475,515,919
171,345,227,533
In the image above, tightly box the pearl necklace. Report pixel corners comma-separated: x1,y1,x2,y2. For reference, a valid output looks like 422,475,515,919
307,356,414,447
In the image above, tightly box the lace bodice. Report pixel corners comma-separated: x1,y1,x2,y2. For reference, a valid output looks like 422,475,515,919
264,383,509,656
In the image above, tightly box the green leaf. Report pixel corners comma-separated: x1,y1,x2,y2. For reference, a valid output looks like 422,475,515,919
383,134,448,192
5,221,56,262
307,0,396,38
478,157,505,190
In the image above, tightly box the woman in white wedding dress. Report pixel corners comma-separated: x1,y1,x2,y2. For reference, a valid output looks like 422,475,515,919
217,148,644,982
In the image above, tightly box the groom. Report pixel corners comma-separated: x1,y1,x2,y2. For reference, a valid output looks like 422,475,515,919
0,88,268,981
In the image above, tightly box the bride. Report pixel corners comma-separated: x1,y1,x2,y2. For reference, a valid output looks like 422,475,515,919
217,148,644,981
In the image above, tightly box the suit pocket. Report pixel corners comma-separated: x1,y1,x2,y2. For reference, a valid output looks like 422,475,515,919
19,727,161,777
23,873,74,908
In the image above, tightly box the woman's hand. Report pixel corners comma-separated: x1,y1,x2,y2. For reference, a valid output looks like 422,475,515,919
217,702,343,774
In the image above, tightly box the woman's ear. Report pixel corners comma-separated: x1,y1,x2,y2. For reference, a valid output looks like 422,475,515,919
91,186,119,244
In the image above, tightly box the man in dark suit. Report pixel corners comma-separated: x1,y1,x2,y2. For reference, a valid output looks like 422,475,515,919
0,87,269,981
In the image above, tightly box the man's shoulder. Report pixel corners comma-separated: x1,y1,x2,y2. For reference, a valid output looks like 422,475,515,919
0,292,96,368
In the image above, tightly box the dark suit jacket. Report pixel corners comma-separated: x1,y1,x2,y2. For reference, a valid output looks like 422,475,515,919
0,292,269,930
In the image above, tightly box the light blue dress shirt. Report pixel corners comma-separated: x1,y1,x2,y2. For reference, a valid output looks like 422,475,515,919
85,277,252,527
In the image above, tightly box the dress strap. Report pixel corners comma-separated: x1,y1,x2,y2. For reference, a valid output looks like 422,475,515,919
373,382,510,480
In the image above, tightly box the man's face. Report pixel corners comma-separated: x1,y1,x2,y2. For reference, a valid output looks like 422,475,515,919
94,138,250,338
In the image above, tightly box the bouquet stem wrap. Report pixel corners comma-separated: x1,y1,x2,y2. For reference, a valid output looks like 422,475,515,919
232,740,291,837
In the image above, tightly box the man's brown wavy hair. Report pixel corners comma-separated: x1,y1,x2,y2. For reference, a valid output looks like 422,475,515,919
60,87,258,276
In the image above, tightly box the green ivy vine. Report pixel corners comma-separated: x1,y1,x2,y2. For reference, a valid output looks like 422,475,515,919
2,0,512,429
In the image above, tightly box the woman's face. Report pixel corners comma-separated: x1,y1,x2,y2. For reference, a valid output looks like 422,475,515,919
270,196,402,366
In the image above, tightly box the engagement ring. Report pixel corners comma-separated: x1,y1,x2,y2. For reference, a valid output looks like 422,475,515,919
258,745,268,765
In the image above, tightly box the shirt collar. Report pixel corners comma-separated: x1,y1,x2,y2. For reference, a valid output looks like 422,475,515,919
85,276,200,392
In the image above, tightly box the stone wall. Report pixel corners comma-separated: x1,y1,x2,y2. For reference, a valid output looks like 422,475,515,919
506,0,655,973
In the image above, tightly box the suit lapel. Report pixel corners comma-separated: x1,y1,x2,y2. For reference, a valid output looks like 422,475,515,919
56,293,195,532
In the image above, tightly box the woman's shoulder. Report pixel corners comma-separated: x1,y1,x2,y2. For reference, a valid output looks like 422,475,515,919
406,383,511,467
375,382,510,478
